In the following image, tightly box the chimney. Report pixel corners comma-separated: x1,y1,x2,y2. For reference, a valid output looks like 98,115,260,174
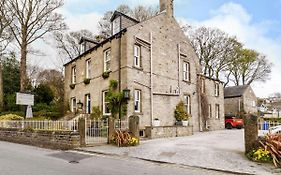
159,0,174,17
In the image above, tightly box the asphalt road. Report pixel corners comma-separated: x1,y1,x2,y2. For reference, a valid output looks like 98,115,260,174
0,141,237,175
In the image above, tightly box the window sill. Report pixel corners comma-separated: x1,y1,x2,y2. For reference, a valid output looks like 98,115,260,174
133,112,143,115
133,66,143,71
183,80,191,84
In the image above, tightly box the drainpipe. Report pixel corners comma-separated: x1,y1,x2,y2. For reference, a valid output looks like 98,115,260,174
118,33,122,121
177,44,180,93
150,32,154,127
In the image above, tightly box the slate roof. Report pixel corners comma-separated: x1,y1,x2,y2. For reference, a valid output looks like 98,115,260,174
224,85,249,98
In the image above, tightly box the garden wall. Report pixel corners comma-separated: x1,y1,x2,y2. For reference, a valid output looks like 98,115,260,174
145,126,193,139
0,128,80,150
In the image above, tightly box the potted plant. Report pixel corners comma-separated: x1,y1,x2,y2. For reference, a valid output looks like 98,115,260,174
175,101,190,126
102,71,111,79
153,118,160,127
83,78,91,85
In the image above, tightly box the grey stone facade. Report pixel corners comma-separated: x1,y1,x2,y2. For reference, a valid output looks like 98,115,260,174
224,85,257,115
64,0,225,134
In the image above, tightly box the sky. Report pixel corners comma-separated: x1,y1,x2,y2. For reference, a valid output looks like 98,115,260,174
30,0,281,98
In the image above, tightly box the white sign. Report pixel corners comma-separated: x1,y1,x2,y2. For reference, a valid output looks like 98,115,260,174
16,93,34,106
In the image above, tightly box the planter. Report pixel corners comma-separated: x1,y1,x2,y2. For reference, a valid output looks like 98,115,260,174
69,84,75,89
83,78,91,85
102,71,111,79
153,120,160,127
182,120,189,126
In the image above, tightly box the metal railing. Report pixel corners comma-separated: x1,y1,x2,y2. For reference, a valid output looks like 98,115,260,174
258,121,281,131
0,120,78,131
85,119,108,145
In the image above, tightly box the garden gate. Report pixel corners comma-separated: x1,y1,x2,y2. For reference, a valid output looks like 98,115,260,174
85,119,108,145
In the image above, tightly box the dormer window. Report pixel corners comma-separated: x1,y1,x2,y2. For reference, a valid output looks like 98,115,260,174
112,16,121,35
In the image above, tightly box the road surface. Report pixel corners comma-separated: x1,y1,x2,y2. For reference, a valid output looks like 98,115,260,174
0,141,239,175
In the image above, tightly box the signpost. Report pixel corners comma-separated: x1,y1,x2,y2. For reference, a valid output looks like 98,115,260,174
16,93,34,118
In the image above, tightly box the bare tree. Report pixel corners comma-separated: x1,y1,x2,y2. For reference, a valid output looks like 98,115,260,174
229,49,272,85
187,27,241,80
54,29,94,63
3,0,66,91
98,4,158,39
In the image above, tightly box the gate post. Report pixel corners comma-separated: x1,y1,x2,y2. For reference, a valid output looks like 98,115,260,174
244,114,258,153
108,117,115,144
79,118,86,147
129,115,139,138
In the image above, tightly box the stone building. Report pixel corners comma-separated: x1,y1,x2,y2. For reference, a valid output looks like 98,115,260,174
224,85,257,115
64,0,225,135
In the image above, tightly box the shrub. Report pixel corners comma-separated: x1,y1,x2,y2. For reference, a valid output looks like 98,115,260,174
111,130,139,147
0,114,24,120
247,148,272,162
33,83,54,105
175,101,189,121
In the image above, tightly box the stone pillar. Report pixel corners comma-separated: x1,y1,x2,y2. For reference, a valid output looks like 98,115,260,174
129,115,140,138
244,114,258,153
108,117,115,144
78,118,86,147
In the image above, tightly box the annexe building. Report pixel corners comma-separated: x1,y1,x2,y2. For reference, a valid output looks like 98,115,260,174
224,85,257,115
64,0,225,136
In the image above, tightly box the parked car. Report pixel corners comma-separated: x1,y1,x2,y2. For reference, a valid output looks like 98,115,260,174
225,114,244,129
269,125,281,134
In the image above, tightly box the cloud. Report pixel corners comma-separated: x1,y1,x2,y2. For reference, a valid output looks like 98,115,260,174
180,2,281,97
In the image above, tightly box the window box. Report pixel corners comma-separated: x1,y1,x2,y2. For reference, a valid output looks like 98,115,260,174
83,78,91,85
102,71,111,79
70,84,76,89
153,118,160,127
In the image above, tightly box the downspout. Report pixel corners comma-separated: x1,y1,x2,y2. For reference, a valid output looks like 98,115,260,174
177,44,180,92
150,32,154,127
118,33,122,120
197,77,202,132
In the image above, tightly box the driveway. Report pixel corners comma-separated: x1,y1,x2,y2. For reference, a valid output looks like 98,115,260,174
79,129,279,175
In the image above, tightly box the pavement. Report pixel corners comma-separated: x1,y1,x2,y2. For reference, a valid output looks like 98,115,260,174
0,141,237,175
77,129,281,175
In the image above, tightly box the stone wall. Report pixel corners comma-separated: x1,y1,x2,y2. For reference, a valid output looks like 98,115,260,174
0,128,80,150
145,126,193,139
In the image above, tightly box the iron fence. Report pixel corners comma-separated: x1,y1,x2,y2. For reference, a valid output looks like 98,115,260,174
0,120,78,131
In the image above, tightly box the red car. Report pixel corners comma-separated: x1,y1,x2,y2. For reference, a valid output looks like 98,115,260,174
225,114,244,129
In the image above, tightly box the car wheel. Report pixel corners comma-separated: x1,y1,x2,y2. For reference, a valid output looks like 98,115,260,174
237,126,242,129
226,123,232,129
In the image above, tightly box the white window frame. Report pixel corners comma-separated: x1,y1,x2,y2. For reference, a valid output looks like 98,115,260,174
104,49,111,72
215,104,220,119
134,90,141,113
134,45,141,68
183,62,190,82
112,17,121,35
215,83,219,97
85,94,91,114
208,104,212,118
71,97,76,113
201,79,205,93
85,59,91,79
184,95,191,114
103,91,111,116
71,66,76,84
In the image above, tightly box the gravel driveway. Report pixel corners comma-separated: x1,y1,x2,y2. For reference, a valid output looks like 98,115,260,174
80,129,278,175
